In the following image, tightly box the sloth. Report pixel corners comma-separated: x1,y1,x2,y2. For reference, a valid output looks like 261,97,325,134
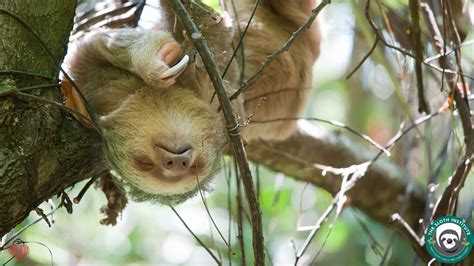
65,0,320,204
435,223,464,255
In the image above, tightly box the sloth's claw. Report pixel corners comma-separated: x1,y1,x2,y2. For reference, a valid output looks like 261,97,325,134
160,55,189,80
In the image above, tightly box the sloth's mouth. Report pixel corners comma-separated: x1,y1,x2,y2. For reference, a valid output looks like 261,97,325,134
162,164,199,182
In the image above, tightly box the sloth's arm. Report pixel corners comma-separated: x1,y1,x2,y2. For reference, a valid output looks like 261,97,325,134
233,0,321,140
65,28,189,115
68,29,185,88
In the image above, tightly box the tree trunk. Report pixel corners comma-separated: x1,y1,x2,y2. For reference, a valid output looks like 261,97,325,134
0,0,103,236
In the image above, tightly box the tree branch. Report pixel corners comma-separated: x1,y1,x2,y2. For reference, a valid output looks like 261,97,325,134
168,1,265,264
246,123,426,227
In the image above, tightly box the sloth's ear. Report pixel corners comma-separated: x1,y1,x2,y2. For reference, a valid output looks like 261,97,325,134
60,77,93,128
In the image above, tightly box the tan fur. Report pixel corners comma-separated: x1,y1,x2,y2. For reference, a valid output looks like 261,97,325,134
233,0,321,141
65,0,320,204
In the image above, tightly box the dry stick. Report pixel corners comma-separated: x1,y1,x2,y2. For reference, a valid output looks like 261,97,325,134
409,0,430,114
195,173,232,249
252,117,390,156
234,158,247,266
222,0,260,79
294,192,348,264
168,2,265,265
1,89,102,134
223,160,234,265
229,0,331,101
432,158,471,219
226,0,246,87
351,210,385,259
389,214,431,262
0,83,60,97
424,40,474,64
170,206,222,265
420,2,474,220
346,38,379,80
370,111,441,163
22,241,55,266
210,0,260,104
445,0,469,101
363,0,473,81
0,203,62,251
73,174,103,204
0,70,55,80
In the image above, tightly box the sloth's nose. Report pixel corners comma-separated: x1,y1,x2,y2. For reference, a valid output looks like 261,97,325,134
161,148,194,176
447,239,453,244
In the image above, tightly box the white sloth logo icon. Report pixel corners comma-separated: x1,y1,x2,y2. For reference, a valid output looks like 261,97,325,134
426,216,473,263
436,222,462,254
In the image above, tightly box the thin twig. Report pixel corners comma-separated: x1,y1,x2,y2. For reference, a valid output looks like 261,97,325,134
229,0,331,101
170,206,221,265
370,111,442,163
364,0,474,81
169,2,265,264
0,204,62,251
223,159,234,265
346,38,379,80
211,0,260,104
431,158,471,219
389,214,431,262
252,117,391,156
222,0,259,79
295,192,348,264
0,70,55,80
0,83,60,97
409,0,430,114
351,210,385,260
73,175,101,204
196,172,232,249
23,241,55,266
3,90,102,134
234,158,247,266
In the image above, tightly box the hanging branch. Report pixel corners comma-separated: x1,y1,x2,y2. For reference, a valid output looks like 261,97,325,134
168,1,265,264
409,0,430,114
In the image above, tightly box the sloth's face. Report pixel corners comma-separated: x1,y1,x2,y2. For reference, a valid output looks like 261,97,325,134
440,233,460,251
101,87,226,204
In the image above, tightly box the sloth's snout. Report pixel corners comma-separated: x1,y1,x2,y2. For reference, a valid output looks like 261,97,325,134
133,139,196,181
161,148,194,177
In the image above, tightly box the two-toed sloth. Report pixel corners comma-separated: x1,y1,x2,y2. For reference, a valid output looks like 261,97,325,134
65,0,320,204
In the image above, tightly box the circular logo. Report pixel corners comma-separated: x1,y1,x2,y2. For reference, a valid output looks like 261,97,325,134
425,216,473,263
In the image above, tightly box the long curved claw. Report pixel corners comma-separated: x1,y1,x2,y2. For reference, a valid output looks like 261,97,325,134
160,54,189,80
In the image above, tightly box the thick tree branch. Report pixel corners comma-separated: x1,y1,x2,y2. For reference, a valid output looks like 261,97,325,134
247,123,426,227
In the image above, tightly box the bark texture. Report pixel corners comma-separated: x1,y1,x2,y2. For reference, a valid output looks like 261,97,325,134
0,0,103,236
247,123,425,227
